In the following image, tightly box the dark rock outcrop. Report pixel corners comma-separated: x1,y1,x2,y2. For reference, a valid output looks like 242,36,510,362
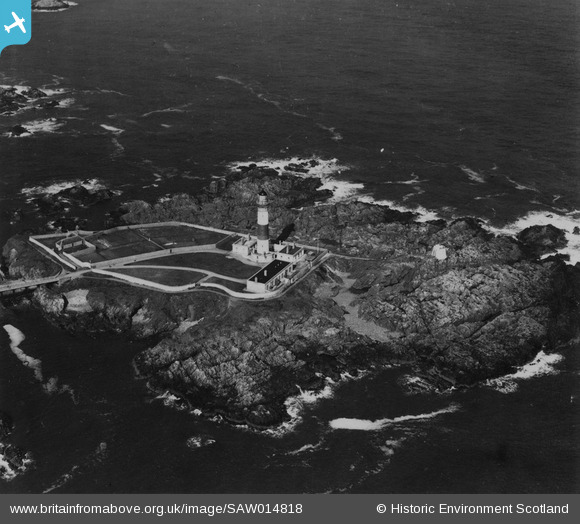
134,279,386,427
517,224,568,257
10,125,29,137
32,0,70,11
1,86,48,115
33,184,116,216
0,411,32,480
32,280,228,339
2,235,60,280
0,87,26,114
120,167,332,238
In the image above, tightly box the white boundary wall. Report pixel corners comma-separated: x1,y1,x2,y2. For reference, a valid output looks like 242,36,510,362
92,269,279,300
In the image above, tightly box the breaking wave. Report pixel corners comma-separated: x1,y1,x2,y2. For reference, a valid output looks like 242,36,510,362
3,325,43,382
43,442,107,494
329,404,460,431
459,165,486,183
21,178,107,200
485,350,563,394
100,124,124,135
487,210,580,265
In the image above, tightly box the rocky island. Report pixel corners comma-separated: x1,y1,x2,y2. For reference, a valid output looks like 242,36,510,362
32,0,74,12
0,86,48,116
2,167,579,428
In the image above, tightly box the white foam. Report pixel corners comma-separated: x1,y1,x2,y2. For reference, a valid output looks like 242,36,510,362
34,1,77,13
485,350,563,394
0,453,17,481
95,88,129,97
265,379,336,438
316,123,343,141
228,156,346,178
57,97,75,108
487,210,580,264
141,103,193,117
378,438,405,458
505,176,540,192
43,441,106,494
329,404,460,431
296,381,335,404
186,436,216,449
286,441,323,456
356,195,441,222
459,165,486,183
42,376,78,403
21,178,106,198
228,156,368,203
320,179,365,203
38,88,67,96
383,173,428,185
100,124,124,135
3,325,43,382
6,118,64,137
0,450,33,482
0,84,29,94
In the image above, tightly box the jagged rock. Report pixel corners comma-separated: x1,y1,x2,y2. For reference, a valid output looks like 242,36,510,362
120,169,332,237
34,287,66,315
0,88,26,113
10,125,29,137
33,183,116,215
134,285,384,426
21,87,47,99
517,224,568,256
2,235,60,280
0,411,32,479
32,0,70,10
30,279,227,338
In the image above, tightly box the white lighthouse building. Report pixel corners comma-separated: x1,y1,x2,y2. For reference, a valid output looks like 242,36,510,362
256,190,270,254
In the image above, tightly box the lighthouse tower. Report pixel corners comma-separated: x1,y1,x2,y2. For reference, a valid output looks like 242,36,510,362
256,190,270,254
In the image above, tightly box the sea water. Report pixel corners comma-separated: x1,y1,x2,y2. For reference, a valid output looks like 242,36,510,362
0,0,578,492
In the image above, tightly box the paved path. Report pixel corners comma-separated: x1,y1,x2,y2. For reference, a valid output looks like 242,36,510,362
2,222,330,300
110,264,248,284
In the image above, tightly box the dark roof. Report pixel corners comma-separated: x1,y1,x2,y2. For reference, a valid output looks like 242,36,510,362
285,245,302,255
258,189,267,196
249,259,290,284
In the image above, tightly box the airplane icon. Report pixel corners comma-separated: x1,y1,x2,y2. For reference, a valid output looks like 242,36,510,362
4,12,26,34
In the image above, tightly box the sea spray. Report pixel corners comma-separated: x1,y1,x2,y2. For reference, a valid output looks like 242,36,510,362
43,442,107,494
329,403,460,431
3,325,43,382
487,211,580,265
3,325,76,400
485,350,564,394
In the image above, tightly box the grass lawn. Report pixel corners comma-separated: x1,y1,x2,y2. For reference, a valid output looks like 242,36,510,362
78,228,162,262
204,277,247,293
109,267,206,287
139,225,228,248
132,252,259,279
